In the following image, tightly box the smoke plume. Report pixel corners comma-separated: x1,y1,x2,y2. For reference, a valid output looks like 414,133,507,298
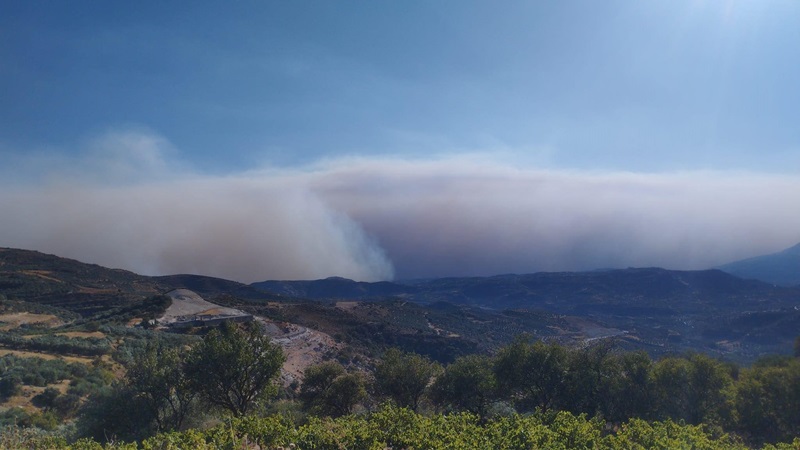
2,130,799,282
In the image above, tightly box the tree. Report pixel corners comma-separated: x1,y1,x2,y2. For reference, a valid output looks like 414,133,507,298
685,353,734,426
650,354,732,425
650,356,694,422
794,335,800,358
125,340,197,432
184,321,285,417
31,387,61,412
0,374,21,400
562,340,616,415
374,348,442,411
493,337,568,412
323,373,368,417
300,361,345,408
77,341,198,442
430,354,496,418
77,384,156,443
602,350,654,422
734,359,800,444
300,361,366,417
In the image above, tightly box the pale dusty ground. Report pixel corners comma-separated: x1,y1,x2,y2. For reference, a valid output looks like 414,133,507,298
427,319,460,338
335,301,359,311
158,289,250,324
257,317,341,386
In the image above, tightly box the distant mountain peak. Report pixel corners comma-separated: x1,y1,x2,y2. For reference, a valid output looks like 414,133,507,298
782,242,800,254
717,242,800,287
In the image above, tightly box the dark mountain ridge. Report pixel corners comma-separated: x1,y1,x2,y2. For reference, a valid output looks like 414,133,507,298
717,242,800,287
253,267,790,313
253,276,420,300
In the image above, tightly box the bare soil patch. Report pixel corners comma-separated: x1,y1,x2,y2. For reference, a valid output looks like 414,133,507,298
159,289,250,325
20,270,63,283
258,318,341,386
335,301,359,311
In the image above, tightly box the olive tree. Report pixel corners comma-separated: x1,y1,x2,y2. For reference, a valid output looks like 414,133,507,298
430,354,496,418
493,337,568,412
300,361,367,417
374,348,442,411
184,321,285,417
126,340,197,432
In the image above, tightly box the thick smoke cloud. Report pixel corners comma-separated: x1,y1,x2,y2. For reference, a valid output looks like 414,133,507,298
0,130,392,282
312,160,800,278
2,130,799,282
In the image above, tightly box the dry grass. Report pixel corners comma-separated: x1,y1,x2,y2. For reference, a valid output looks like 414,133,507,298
54,331,106,339
1,380,72,414
0,313,60,331
51,379,71,395
76,286,117,294
20,331,104,340
0,348,95,365
4,391,41,413
19,270,63,283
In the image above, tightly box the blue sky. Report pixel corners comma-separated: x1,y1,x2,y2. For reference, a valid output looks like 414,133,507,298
2,1,800,281
4,0,799,172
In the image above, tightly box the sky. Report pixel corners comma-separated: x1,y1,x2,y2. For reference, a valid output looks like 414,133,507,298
1,1,800,282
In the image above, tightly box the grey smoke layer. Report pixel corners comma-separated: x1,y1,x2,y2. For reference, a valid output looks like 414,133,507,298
2,131,799,282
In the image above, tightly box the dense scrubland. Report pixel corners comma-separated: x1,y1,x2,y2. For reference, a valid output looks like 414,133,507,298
1,319,799,449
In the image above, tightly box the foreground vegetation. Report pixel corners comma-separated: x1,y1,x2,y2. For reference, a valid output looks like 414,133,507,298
3,405,800,450
1,317,799,449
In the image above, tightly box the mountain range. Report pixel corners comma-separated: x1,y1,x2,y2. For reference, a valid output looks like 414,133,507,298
2,246,799,364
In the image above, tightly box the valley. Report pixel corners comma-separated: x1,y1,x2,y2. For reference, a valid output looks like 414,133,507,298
1,247,798,370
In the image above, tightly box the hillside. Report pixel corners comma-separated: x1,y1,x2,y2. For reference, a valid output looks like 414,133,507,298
2,247,799,364
717,242,800,287
0,248,162,316
251,268,800,362
155,274,276,301
0,248,277,320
